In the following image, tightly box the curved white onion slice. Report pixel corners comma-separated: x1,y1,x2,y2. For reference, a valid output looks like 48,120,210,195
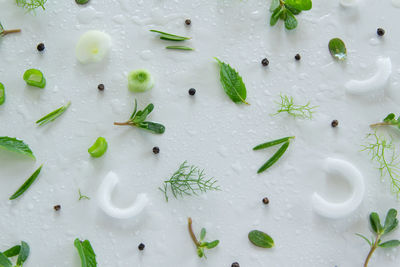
76,30,111,64
312,158,365,219
345,57,392,95
98,171,149,219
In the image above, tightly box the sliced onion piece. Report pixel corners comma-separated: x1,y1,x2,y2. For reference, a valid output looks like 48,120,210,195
312,158,365,219
128,69,154,92
98,171,149,219
76,30,111,64
345,57,392,95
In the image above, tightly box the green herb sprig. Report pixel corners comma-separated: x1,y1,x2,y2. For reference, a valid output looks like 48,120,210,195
0,137,35,159
74,238,97,267
371,113,400,130
166,46,194,51
150,30,191,41
36,102,71,126
16,0,47,13
159,161,220,202
0,241,30,267
0,22,21,37
78,189,90,201
114,99,165,134
274,94,316,119
269,0,312,30
254,136,294,173
356,208,400,267
10,164,43,200
188,217,219,258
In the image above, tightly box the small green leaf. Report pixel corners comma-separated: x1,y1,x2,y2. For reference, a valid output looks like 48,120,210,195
269,0,280,12
165,46,194,51
200,228,206,241
379,240,400,248
284,10,298,30
355,233,373,247
16,241,29,266
74,238,97,267
197,247,204,258
370,212,383,234
0,82,5,105
150,30,191,41
257,141,290,174
383,208,398,235
253,136,295,151
129,99,138,119
285,4,301,15
137,121,166,134
0,252,12,267
3,245,21,257
205,240,219,249
248,230,274,248
329,38,347,61
10,164,43,200
132,104,154,124
75,0,90,4
383,113,396,122
36,102,71,126
270,7,283,26
0,137,35,159
285,0,312,10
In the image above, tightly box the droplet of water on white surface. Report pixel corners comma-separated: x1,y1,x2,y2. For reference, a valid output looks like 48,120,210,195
140,50,154,61
77,7,98,24
112,15,126,25
369,38,380,46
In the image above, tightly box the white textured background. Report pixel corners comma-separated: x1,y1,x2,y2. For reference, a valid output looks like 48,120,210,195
1,0,400,266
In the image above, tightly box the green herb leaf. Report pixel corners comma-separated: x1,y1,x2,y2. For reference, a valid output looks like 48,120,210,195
88,137,108,158
355,233,373,247
150,30,191,41
132,104,154,124
0,252,11,267
257,141,290,174
200,228,206,241
383,113,396,122
16,0,47,13
214,58,249,105
0,137,35,159
0,82,5,105
165,46,194,51
329,38,347,61
383,208,398,235
74,238,97,267
378,240,400,248
370,212,383,234
137,121,166,134
285,0,312,10
248,230,274,248
10,165,43,200
205,240,219,249
253,136,295,150
285,4,301,15
269,0,280,11
197,248,204,258
284,10,298,30
36,102,71,126
16,241,29,266
270,7,283,26
3,245,21,257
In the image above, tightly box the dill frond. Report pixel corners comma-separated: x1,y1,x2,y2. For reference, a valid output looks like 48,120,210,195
362,132,400,196
159,161,220,202
16,0,47,13
274,94,317,119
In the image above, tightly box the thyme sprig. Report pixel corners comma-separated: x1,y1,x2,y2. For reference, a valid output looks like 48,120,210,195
16,0,47,13
159,161,220,202
274,94,317,119
0,22,21,37
362,132,400,196
188,217,219,258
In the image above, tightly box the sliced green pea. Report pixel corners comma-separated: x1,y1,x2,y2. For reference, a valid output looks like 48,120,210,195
23,69,46,88
0,82,5,105
88,137,108,158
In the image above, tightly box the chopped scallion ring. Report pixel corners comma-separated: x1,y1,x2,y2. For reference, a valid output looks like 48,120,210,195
23,69,46,88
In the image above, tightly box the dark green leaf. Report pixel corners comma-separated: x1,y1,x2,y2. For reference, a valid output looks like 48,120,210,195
285,0,312,10
0,252,11,267
215,58,249,105
329,38,347,61
129,99,138,119
270,7,283,26
137,121,166,134
285,4,301,15
74,238,97,267
0,137,35,159
165,46,194,51
205,240,219,249
200,228,206,241
36,102,71,126
132,104,154,124
383,113,396,122
370,212,383,234
150,30,191,41
383,208,398,235
253,136,294,150
197,247,204,258
379,240,400,248
248,230,274,248
10,165,43,200
284,10,298,30
2,245,20,258
355,233,372,247
269,0,280,12
257,141,290,174
16,241,29,266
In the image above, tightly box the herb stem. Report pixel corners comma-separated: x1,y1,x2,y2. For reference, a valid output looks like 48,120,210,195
370,122,392,127
188,217,200,247
364,235,381,267
113,121,132,126
3,29,21,35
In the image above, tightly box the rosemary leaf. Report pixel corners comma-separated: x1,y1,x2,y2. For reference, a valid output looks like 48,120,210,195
253,136,295,150
36,101,71,126
150,30,191,41
166,46,194,51
10,164,43,200
257,141,290,173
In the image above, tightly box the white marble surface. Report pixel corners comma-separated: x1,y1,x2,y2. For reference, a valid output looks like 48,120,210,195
1,0,400,266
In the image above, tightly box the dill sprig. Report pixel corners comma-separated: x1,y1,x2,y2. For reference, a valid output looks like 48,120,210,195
274,94,317,119
159,161,220,202
362,132,400,195
16,0,47,13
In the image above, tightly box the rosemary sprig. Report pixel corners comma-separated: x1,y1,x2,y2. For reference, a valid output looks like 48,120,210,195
10,165,43,200
15,0,47,13
0,22,21,37
166,46,194,51
188,217,219,258
274,94,317,119
36,102,71,126
159,161,220,202
362,132,400,195
150,30,191,41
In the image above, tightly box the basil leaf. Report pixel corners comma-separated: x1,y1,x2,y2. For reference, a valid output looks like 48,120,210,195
269,0,280,12
285,0,312,10
10,165,43,200
3,245,21,258
0,252,11,267
74,238,97,267
205,240,219,249
284,10,298,30
383,208,398,235
248,230,274,248
378,240,400,248
328,38,347,61
215,58,249,105
200,228,206,241
16,241,29,266
270,7,283,26
0,137,35,159
36,101,71,126
370,212,383,234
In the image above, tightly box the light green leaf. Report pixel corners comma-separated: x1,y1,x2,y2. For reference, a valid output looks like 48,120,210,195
370,212,383,234
74,238,97,267
285,0,312,10
379,240,400,248
205,240,219,249
284,10,298,30
329,38,347,61
384,113,396,122
248,230,274,248
0,137,35,159
36,102,71,126
269,0,280,12
200,228,206,241
285,4,301,15
10,165,43,200
270,7,283,26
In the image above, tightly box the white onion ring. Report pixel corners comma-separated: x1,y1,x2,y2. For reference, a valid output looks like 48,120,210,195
345,57,392,95
312,158,365,219
98,172,148,219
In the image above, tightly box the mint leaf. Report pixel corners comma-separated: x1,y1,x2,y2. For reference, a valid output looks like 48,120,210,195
0,137,35,159
74,238,97,267
205,240,219,249
200,228,206,241
270,7,283,26
328,38,347,61
248,230,274,248
384,113,396,122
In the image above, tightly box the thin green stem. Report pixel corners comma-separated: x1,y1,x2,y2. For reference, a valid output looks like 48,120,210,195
188,217,200,247
364,235,381,267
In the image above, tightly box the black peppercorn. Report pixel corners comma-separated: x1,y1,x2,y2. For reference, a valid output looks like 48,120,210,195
262,197,269,204
138,243,145,250
331,120,339,128
37,43,45,52
54,205,61,211
188,88,196,96
261,58,269,66
377,28,385,36
295,53,301,61
231,262,240,267
97,84,105,91
185,19,191,25
152,146,160,154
